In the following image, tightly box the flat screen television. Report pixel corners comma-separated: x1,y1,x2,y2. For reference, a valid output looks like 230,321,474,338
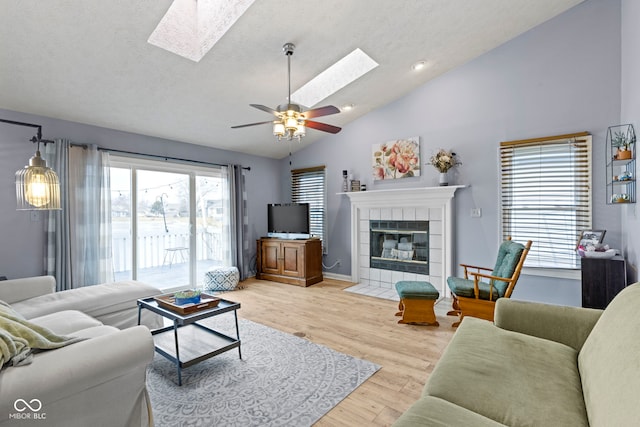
267,203,310,239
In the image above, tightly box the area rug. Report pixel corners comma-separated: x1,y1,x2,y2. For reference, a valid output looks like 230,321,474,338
146,316,380,427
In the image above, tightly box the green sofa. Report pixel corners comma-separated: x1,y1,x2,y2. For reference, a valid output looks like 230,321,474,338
394,282,640,426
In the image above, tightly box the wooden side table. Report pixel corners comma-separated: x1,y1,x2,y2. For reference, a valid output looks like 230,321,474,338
581,255,627,309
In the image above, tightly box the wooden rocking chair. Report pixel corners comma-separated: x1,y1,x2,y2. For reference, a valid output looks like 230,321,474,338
447,237,532,327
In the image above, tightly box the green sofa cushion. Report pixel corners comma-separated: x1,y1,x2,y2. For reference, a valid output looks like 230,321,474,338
578,283,640,427
424,317,588,427
393,396,507,427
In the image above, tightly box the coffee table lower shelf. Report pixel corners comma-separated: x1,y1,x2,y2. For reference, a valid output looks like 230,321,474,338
152,323,241,371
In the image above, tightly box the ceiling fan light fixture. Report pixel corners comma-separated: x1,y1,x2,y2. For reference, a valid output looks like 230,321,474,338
273,122,285,138
232,43,341,139
294,123,306,138
285,116,298,131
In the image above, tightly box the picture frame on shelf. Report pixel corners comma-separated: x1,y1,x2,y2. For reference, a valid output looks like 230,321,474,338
576,230,606,249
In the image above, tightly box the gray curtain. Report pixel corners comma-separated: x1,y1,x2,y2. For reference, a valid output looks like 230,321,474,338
45,142,113,290
229,165,249,280
44,140,71,290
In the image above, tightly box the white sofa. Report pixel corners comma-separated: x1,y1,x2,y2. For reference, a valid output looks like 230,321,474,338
0,276,163,427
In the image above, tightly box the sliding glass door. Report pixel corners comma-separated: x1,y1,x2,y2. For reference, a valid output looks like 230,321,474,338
136,170,191,288
110,157,230,290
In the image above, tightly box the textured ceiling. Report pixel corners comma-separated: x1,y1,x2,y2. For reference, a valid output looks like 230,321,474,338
0,0,583,159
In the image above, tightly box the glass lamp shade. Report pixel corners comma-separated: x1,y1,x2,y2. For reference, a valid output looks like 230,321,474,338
273,122,285,137
15,151,61,210
284,116,298,131
294,123,306,138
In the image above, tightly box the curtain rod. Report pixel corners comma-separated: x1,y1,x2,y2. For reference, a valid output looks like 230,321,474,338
70,144,250,171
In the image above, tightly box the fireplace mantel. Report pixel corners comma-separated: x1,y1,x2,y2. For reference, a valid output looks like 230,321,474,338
341,185,464,296
340,185,464,205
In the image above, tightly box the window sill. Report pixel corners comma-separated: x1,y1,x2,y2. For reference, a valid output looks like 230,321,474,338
521,267,581,281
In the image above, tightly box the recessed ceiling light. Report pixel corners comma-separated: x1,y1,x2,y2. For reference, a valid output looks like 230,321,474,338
291,48,378,108
148,0,256,62
341,104,355,112
412,61,427,71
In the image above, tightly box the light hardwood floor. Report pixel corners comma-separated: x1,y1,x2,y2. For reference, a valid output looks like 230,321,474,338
217,277,457,426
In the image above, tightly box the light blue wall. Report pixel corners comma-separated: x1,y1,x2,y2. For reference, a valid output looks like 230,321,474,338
621,0,640,284
284,0,622,306
1,0,629,306
0,108,282,280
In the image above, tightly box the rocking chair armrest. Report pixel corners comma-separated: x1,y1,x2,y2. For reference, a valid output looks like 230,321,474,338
468,271,514,284
459,263,493,272
468,271,511,300
461,264,493,280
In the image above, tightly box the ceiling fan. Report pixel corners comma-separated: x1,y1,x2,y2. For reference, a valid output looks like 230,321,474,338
231,43,342,141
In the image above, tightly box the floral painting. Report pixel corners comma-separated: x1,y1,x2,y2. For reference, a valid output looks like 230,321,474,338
372,137,420,180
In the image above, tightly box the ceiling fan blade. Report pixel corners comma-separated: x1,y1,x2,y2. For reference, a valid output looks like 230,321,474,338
231,120,274,129
302,105,340,119
306,120,341,134
250,104,280,117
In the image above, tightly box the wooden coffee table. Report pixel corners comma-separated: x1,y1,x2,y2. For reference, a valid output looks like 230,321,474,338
137,296,241,385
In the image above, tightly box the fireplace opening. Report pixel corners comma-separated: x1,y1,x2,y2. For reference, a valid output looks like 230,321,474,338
370,220,429,274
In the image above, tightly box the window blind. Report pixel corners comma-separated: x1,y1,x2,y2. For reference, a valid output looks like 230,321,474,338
291,166,327,253
500,132,592,269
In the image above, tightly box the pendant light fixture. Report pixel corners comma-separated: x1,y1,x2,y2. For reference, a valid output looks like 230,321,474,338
1,119,61,210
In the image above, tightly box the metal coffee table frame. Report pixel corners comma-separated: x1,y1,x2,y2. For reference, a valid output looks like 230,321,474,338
137,296,241,386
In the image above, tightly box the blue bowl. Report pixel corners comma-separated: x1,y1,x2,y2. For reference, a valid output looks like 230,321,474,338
174,294,201,305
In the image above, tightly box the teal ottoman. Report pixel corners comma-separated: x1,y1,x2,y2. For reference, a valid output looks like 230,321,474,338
395,281,439,326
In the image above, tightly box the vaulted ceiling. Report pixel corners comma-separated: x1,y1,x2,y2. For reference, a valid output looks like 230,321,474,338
0,0,583,159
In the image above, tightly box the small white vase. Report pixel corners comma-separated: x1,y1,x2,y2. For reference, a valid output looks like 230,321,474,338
439,172,448,186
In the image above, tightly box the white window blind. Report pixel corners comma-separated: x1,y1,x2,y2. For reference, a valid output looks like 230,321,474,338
291,166,327,253
500,132,592,269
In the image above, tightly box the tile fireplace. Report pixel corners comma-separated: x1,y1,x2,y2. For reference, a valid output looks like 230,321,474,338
342,186,464,296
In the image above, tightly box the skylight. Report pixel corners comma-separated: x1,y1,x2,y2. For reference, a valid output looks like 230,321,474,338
291,48,379,108
148,0,256,62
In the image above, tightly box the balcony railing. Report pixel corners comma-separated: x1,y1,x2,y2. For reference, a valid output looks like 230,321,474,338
111,231,226,272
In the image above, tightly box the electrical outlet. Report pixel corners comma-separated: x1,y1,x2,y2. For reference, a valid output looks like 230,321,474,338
337,259,342,265
471,208,482,218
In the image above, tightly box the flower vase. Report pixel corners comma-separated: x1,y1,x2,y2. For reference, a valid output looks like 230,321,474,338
439,172,448,186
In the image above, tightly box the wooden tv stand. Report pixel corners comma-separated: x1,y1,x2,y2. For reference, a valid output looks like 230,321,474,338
256,237,323,287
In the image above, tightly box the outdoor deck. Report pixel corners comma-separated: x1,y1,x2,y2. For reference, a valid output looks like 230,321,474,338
114,259,224,291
